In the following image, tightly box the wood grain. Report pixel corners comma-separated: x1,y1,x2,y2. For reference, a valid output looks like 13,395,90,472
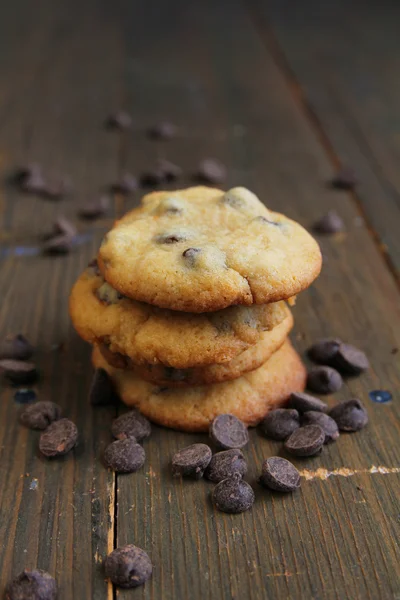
0,0,121,597
0,0,399,599
253,0,400,279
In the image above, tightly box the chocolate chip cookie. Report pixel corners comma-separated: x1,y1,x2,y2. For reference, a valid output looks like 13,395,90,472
69,264,287,369
97,187,322,312
91,340,306,432
99,307,293,386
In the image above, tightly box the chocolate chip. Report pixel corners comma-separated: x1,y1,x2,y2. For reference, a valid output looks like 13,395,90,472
39,418,78,457
155,232,187,244
0,334,33,360
89,368,118,405
21,170,47,195
331,167,357,190
96,281,123,304
308,339,342,364
42,234,73,255
212,473,255,513
20,401,62,430
147,121,176,140
331,343,369,375
0,359,38,384
104,438,145,473
106,110,132,130
284,425,325,457
111,410,151,442
53,216,77,238
197,159,227,184
288,392,328,414
163,367,188,382
307,366,343,394
104,544,152,588
302,411,339,443
157,158,182,181
210,414,249,450
111,173,138,194
12,163,42,185
329,399,368,432
182,247,201,265
5,569,57,600
204,449,247,483
78,196,110,220
260,409,300,440
140,167,165,186
172,443,212,479
313,210,345,234
391,347,398,355
259,457,301,492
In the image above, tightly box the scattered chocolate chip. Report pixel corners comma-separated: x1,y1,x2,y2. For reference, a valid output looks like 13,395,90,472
284,425,325,457
147,121,176,140
391,347,398,355
14,388,37,404
21,170,47,194
331,167,357,190
302,411,339,443
210,414,249,450
204,449,247,483
157,158,182,181
42,234,73,255
329,399,368,432
5,569,57,600
182,247,201,265
260,409,300,440
0,359,38,384
96,282,123,304
331,343,369,375
111,410,151,442
212,473,255,513
39,418,78,457
172,443,212,479
104,544,152,588
106,110,132,130
369,389,392,404
288,392,328,414
89,368,118,406
308,339,341,365
111,173,138,194
78,196,110,220
259,457,301,492
0,334,33,360
53,216,77,238
197,158,227,184
12,163,42,185
307,366,343,394
104,438,145,473
20,401,62,430
155,232,187,244
313,210,345,234
140,170,165,187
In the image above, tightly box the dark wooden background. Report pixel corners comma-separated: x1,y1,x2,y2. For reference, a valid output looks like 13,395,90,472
0,0,399,598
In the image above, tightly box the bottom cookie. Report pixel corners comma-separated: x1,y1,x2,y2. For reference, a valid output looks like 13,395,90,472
92,340,306,432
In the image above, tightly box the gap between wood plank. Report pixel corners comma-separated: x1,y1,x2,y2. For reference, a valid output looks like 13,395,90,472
245,0,400,292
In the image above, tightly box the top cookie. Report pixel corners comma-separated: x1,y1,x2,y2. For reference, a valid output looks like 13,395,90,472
98,186,322,312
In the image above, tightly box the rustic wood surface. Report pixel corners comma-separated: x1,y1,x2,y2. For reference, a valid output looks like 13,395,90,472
0,0,399,599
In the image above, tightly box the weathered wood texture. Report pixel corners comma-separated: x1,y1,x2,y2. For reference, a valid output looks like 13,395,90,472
0,0,399,599
254,0,400,279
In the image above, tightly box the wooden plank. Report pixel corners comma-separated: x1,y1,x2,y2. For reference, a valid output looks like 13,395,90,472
0,0,122,596
252,0,400,279
113,1,400,599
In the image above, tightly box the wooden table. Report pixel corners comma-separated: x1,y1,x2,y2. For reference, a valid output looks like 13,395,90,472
0,1,399,598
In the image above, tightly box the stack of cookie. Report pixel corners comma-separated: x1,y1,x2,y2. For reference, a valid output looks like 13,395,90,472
70,186,322,432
